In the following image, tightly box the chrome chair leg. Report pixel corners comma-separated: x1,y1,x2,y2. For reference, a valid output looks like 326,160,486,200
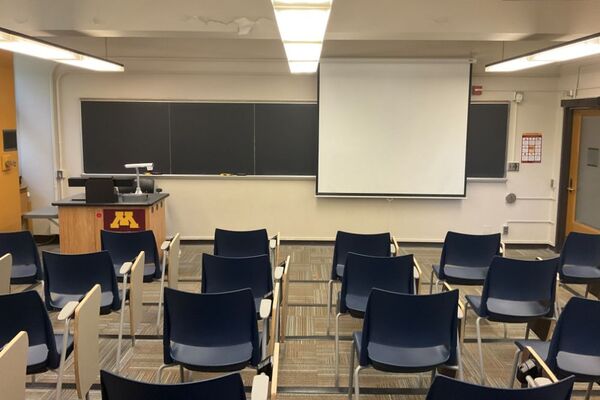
585,382,594,400
476,316,485,385
429,270,435,294
456,336,464,380
335,312,342,386
327,279,334,335
179,365,185,383
509,349,521,387
348,341,355,400
353,366,365,400
156,364,170,383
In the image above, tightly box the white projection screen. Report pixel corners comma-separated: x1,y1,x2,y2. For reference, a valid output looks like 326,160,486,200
317,59,472,197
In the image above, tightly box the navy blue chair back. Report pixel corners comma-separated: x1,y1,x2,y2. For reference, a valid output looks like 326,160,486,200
0,290,59,371
426,375,574,400
359,289,459,368
546,296,600,376
101,370,246,400
480,256,559,320
340,253,414,316
163,288,260,367
332,231,391,280
42,251,120,312
201,254,273,303
440,231,501,270
560,232,600,270
213,228,270,257
0,231,42,282
101,230,161,279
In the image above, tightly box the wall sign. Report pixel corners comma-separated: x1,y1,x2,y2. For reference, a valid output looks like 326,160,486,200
521,133,542,163
103,209,145,231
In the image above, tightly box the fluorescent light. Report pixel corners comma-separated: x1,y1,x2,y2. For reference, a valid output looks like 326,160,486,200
273,0,332,5
289,61,319,73
284,42,322,61
0,27,124,72
486,32,600,72
273,8,331,42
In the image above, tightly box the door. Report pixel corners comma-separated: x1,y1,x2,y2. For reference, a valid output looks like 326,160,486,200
566,109,600,235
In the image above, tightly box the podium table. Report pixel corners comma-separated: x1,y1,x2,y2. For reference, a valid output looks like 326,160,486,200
53,193,168,254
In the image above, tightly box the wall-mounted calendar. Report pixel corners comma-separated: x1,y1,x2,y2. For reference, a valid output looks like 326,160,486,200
521,133,542,163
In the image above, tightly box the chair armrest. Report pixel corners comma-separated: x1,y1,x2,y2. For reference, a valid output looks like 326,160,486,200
251,373,270,400
160,240,170,251
119,262,133,276
260,299,272,319
58,301,79,321
413,258,423,279
274,266,285,281
525,346,559,383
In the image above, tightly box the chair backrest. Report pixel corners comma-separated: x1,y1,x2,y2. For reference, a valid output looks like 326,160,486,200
42,251,120,311
0,231,41,278
129,251,145,337
0,290,59,370
101,230,160,277
201,254,273,300
100,370,246,400
440,231,501,269
163,288,260,366
0,331,28,400
340,253,414,313
0,253,11,295
359,289,459,367
426,375,574,400
332,231,391,278
74,285,101,400
560,232,600,269
480,256,559,317
213,228,270,257
546,296,600,374
167,233,181,289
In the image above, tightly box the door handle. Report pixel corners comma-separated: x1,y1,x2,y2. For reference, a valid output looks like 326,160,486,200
567,187,575,192
568,177,575,192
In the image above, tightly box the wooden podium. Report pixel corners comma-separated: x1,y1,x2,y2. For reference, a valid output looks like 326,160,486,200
53,193,168,254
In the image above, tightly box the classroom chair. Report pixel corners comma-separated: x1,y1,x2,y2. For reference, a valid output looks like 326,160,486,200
102,370,269,400
510,296,600,400
101,230,161,281
334,253,415,385
430,231,503,293
465,256,559,384
0,253,11,294
0,331,28,400
557,232,600,298
158,288,263,382
327,231,392,334
349,289,461,400
427,375,574,400
156,233,181,331
213,228,280,267
0,231,42,284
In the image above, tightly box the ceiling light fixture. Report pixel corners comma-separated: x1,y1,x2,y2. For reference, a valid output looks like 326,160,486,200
0,27,124,72
271,0,333,74
486,32,600,72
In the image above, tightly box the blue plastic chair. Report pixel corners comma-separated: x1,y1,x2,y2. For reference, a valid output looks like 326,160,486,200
101,230,161,281
349,289,460,399
511,296,600,400
558,232,600,297
214,228,270,257
430,231,502,293
427,375,574,400
158,288,261,381
334,253,415,385
42,251,121,314
0,231,42,284
465,256,559,384
101,370,247,400
327,231,391,334
0,291,73,395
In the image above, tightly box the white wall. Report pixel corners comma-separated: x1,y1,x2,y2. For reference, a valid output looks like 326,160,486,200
41,66,563,244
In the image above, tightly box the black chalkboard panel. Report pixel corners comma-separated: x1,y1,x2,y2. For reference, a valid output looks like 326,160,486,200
466,103,509,178
255,103,317,175
170,103,254,174
81,101,171,174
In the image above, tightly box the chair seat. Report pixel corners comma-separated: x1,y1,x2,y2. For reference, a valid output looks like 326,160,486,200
10,263,38,283
114,263,156,282
169,341,253,372
353,332,450,373
50,291,116,314
515,340,550,360
466,295,551,323
433,264,487,285
335,263,345,280
556,351,600,381
26,334,73,374
561,264,600,284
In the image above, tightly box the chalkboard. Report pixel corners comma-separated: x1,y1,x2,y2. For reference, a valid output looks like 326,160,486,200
81,101,317,176
466,103,509,178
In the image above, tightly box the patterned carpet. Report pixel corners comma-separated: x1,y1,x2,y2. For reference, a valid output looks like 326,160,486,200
11,242,597,399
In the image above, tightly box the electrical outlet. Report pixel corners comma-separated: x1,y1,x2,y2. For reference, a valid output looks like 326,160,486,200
502,224,509,235
508,162,520,172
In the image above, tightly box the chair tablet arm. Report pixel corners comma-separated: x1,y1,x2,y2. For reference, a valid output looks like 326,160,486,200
442,282,464,319
536,256,543,261
160,240,170,251
274,266,285,281
413,258,423,279
500,241,506,256
58,301,79,321
251,373,270,400
391,235,400,256
269,239,277,250
260,299,273,319
119,262,133,276
525,346,559,383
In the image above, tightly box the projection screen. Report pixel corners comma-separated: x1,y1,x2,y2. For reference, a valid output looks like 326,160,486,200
317,59,472,197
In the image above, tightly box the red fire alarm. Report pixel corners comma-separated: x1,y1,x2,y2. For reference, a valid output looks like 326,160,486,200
471,85,483,96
